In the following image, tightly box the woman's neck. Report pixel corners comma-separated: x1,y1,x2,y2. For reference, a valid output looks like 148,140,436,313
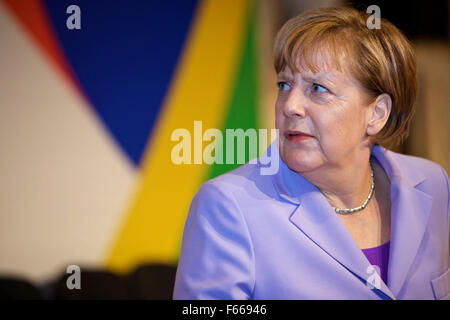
300,150,373,210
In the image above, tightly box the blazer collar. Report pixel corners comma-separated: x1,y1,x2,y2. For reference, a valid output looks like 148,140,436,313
270,141,433,299
372,145,433,297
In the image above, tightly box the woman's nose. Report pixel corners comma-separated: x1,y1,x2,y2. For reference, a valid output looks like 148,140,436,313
282,88,306,118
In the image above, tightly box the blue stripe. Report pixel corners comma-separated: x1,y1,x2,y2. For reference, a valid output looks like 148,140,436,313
43,0,198,165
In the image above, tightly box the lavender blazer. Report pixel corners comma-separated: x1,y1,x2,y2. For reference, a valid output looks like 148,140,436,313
173,142,450,300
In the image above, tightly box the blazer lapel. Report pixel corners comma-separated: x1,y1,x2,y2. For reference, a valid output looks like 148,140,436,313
372,146,433,297
272,144,395,299
270,141,433,299
290,187,395,299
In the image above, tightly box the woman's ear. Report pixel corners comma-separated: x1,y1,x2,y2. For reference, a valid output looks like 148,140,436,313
366,93,392,136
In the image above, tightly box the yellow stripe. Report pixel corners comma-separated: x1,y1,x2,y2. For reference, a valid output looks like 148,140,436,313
106,0,251,273
257,0,277,137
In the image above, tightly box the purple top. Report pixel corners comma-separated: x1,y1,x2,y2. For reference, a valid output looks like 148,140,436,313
361,241,390,285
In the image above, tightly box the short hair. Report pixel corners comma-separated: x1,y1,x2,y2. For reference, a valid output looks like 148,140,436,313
274,6,417,146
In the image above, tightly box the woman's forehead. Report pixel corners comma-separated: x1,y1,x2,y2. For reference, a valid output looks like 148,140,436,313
281,36,351,77
278,57,343,82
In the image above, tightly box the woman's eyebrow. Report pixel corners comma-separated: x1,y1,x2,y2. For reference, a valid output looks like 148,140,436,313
303,74,336,85
277,73,294,82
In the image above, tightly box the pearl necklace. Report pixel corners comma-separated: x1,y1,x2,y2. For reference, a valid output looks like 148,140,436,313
333,162,375,214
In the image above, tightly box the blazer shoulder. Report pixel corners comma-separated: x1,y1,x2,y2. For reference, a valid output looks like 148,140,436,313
389,150,448,185
389,151,449,218
199,162,273,198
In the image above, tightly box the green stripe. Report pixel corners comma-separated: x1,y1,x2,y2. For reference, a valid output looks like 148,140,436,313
208,4,260,179
174,3,259,263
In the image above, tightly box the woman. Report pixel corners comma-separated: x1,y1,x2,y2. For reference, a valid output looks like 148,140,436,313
173,7,449,300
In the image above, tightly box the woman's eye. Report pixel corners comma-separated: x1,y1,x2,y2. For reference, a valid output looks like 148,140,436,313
277,81,291,91
312,83,328,93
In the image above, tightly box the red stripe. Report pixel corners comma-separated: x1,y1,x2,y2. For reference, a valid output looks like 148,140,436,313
2,0,87,101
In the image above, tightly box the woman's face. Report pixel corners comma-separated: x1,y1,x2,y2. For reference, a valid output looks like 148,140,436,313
275,54,373,173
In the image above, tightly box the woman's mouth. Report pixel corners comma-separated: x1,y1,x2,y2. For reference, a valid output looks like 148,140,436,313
284,130,314,142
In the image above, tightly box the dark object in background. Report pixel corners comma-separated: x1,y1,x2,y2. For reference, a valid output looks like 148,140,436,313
128,264,177,300
0,277,42,300
47,263,177,300
53,269,129,300
348,0,449,39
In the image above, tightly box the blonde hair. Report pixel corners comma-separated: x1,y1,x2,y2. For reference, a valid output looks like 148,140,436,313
274,7,417,146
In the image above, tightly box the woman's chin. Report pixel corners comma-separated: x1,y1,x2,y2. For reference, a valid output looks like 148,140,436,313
281,151,322,174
